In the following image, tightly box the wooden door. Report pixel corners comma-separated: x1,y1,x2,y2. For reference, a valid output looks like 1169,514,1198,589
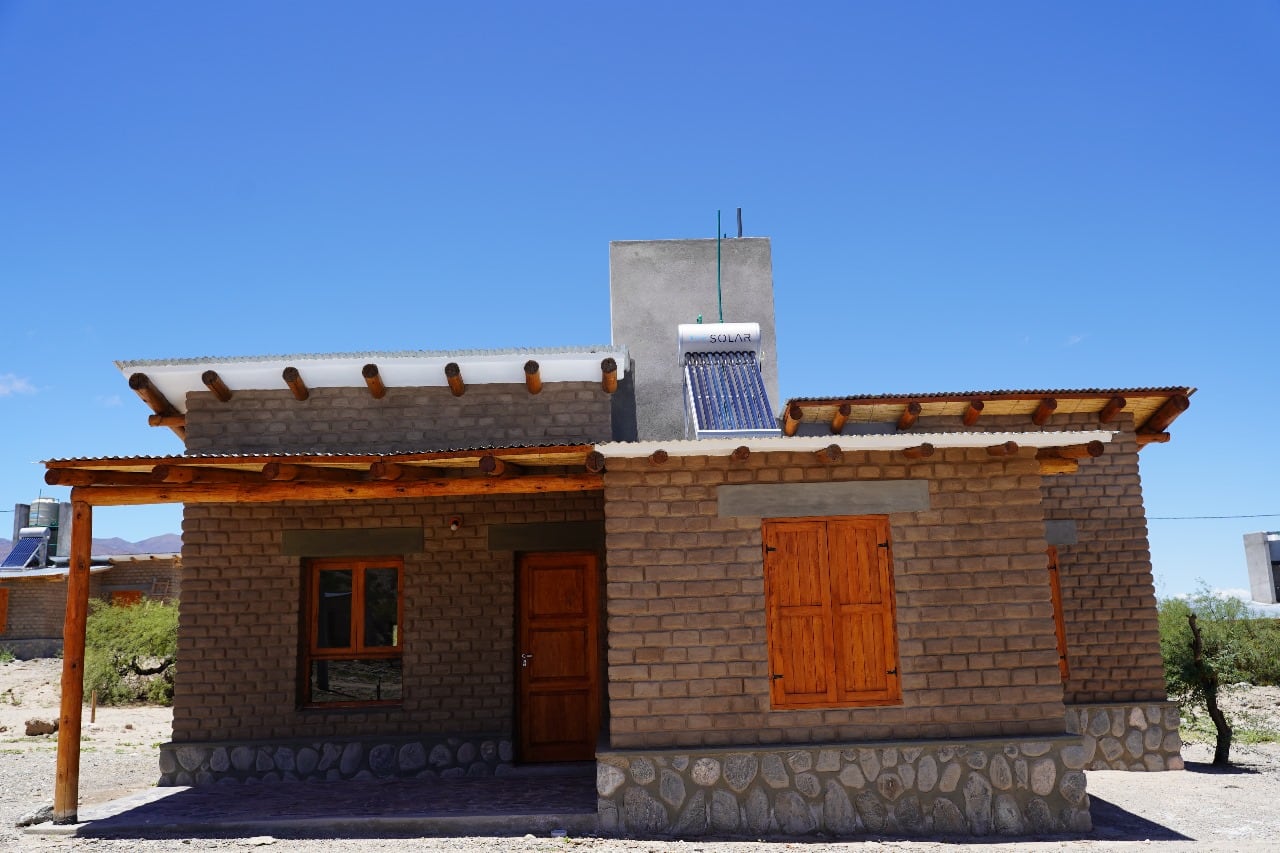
517,552,599,762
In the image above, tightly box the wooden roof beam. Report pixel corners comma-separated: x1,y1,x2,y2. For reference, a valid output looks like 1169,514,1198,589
830,402,851,435
897,402,922,431
1036,440,1105,461
479,455,525,477
151,465,264,486
1032,398,1057,426
282,366,309,401
601,358,618,394
369,462,445,481
1039,458,1079,476
815,444,843,464
901,443,935,460
731,445,751,462
46,469,159,488
261,463,365,483
201,370,233,402
147,414,186,429
1139,394,1190,434
445,362,465,397
128,372,186,440
783,402,803,437
524,360,542,395
585,451,606,474
962,400,984,426
1099,396,1127,424
362,364,387,400
986,441,1020,457
1136,432,1171,447
648,449,669,466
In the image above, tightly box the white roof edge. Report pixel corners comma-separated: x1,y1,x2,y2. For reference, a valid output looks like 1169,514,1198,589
595,430,1117,458
118,347,629,414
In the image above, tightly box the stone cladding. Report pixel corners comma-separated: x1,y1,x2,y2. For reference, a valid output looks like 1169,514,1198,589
1064,702,1184,770
602,447,1068,749
159,734,512,786
184,383,613,454
596,736,1090,837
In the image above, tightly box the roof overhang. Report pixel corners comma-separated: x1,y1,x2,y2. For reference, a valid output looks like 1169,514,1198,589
781,387,1194,448
598,430,1115,457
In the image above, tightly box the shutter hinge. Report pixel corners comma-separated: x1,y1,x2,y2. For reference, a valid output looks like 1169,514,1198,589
886,668,897,675
878,542,890,549
771,673,784,680
765,546,777,553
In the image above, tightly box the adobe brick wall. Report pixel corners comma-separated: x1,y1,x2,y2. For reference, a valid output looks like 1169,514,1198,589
0,574,108,657
173,491,603,743
184,384,613,454
903,413,1166,704
102,557,182,602
602,447,1067,750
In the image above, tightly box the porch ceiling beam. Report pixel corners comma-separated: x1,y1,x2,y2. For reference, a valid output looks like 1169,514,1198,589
901,443,935,460
585,451,606,473
1098,396,1127,424
261,463,366,483
897,402,922,431
524,360,542,395
986,441,1020,457
369,461,444,481
1136,432,1171,447
479,455,525,477
1036,441,1105,461
147,414,187,428
815,444,843,464
151,464,265,485
1039,458,1079,476
46,469,159,488
962,399,984,426
67,473,604,507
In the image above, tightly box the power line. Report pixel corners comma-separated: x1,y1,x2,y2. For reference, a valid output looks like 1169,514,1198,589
1149,513,1280,520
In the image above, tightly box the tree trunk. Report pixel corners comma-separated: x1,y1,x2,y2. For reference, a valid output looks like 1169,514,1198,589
1188,612,1233,766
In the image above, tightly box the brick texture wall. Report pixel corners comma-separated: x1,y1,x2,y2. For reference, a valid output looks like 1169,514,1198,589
903,413,1165,704
0,574,111,644
603,448,1067,750
174,492,603,743
102,557,182,602
184,384,613,454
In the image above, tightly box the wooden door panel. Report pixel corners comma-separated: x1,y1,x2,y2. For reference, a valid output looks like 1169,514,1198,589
518,552,599,762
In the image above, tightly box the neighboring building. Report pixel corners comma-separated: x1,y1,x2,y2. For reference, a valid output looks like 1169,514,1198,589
44,235,1193,837
1244,532,1280,604
1,501,181,658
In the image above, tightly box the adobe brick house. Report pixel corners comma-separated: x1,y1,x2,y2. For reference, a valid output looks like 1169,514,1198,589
44,236,1191,836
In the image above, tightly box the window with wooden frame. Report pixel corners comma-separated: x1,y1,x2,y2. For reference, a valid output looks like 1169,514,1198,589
302,557,403,707
1046,546,1070,681
763,516,901,709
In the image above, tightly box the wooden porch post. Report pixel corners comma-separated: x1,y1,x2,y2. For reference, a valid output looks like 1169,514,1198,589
53,498,92,824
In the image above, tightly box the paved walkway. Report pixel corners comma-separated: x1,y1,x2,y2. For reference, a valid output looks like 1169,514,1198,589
29,767,599,839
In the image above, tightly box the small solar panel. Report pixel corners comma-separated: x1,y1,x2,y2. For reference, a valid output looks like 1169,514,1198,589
1,535,44,569
684,351,779,437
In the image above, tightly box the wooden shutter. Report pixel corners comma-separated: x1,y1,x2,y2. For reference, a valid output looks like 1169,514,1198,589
1046,546,1070,680
764,517,900,709
0,588,8,633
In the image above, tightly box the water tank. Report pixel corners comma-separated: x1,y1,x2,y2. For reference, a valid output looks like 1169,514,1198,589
30,497,60,527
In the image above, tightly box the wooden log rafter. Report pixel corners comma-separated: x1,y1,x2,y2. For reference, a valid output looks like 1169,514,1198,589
1036,440,1105,461
986,441,1020,457
261,463,365,483
45,469,157,488
1139,394,1190,435
731,445,751,462
815,444,843,464
282,366,309,401
897,402,922,431
901,443,935,460
201,370,233,402
830,402,851,435
962,400,984,426
151,465,263,486
147,414,187,428
524,360,542,395
601,358,618,394
783,402,803,437
362,364,387,400
1032,398,1057,426
128,373,186,440
649,449,669,466
1099,396,1127,424
1039,458,1079,476
445,362,465,397
584,451,606,474
479,455,524,477
1136,432,1171,447
369,462,444,482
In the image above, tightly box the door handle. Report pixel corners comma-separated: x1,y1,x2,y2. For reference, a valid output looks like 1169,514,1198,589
521,653,533,668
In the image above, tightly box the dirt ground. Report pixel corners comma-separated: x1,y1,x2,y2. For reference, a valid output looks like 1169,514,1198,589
2,659,1279,852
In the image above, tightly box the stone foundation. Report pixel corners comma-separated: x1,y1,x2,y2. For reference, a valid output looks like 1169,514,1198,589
1064,702,1183,770
597,736,1091,838
158,734,513,785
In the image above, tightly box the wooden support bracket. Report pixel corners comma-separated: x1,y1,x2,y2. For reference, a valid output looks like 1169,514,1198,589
129,372,186,440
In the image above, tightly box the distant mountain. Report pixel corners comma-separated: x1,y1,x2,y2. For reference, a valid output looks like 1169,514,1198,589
0,533,182,557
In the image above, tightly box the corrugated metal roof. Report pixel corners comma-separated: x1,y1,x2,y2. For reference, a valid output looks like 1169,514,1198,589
44,442,595,465
115,344,623,369
786,386,1194,404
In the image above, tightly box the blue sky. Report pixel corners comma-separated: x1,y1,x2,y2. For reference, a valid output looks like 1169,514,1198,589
1,2,1277,598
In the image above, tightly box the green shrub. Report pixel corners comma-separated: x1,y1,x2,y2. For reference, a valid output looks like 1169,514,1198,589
84,598,177,706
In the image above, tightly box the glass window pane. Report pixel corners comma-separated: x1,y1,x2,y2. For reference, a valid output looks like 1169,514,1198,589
363,567,399,648
308,658,402,704
316,570,352,649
